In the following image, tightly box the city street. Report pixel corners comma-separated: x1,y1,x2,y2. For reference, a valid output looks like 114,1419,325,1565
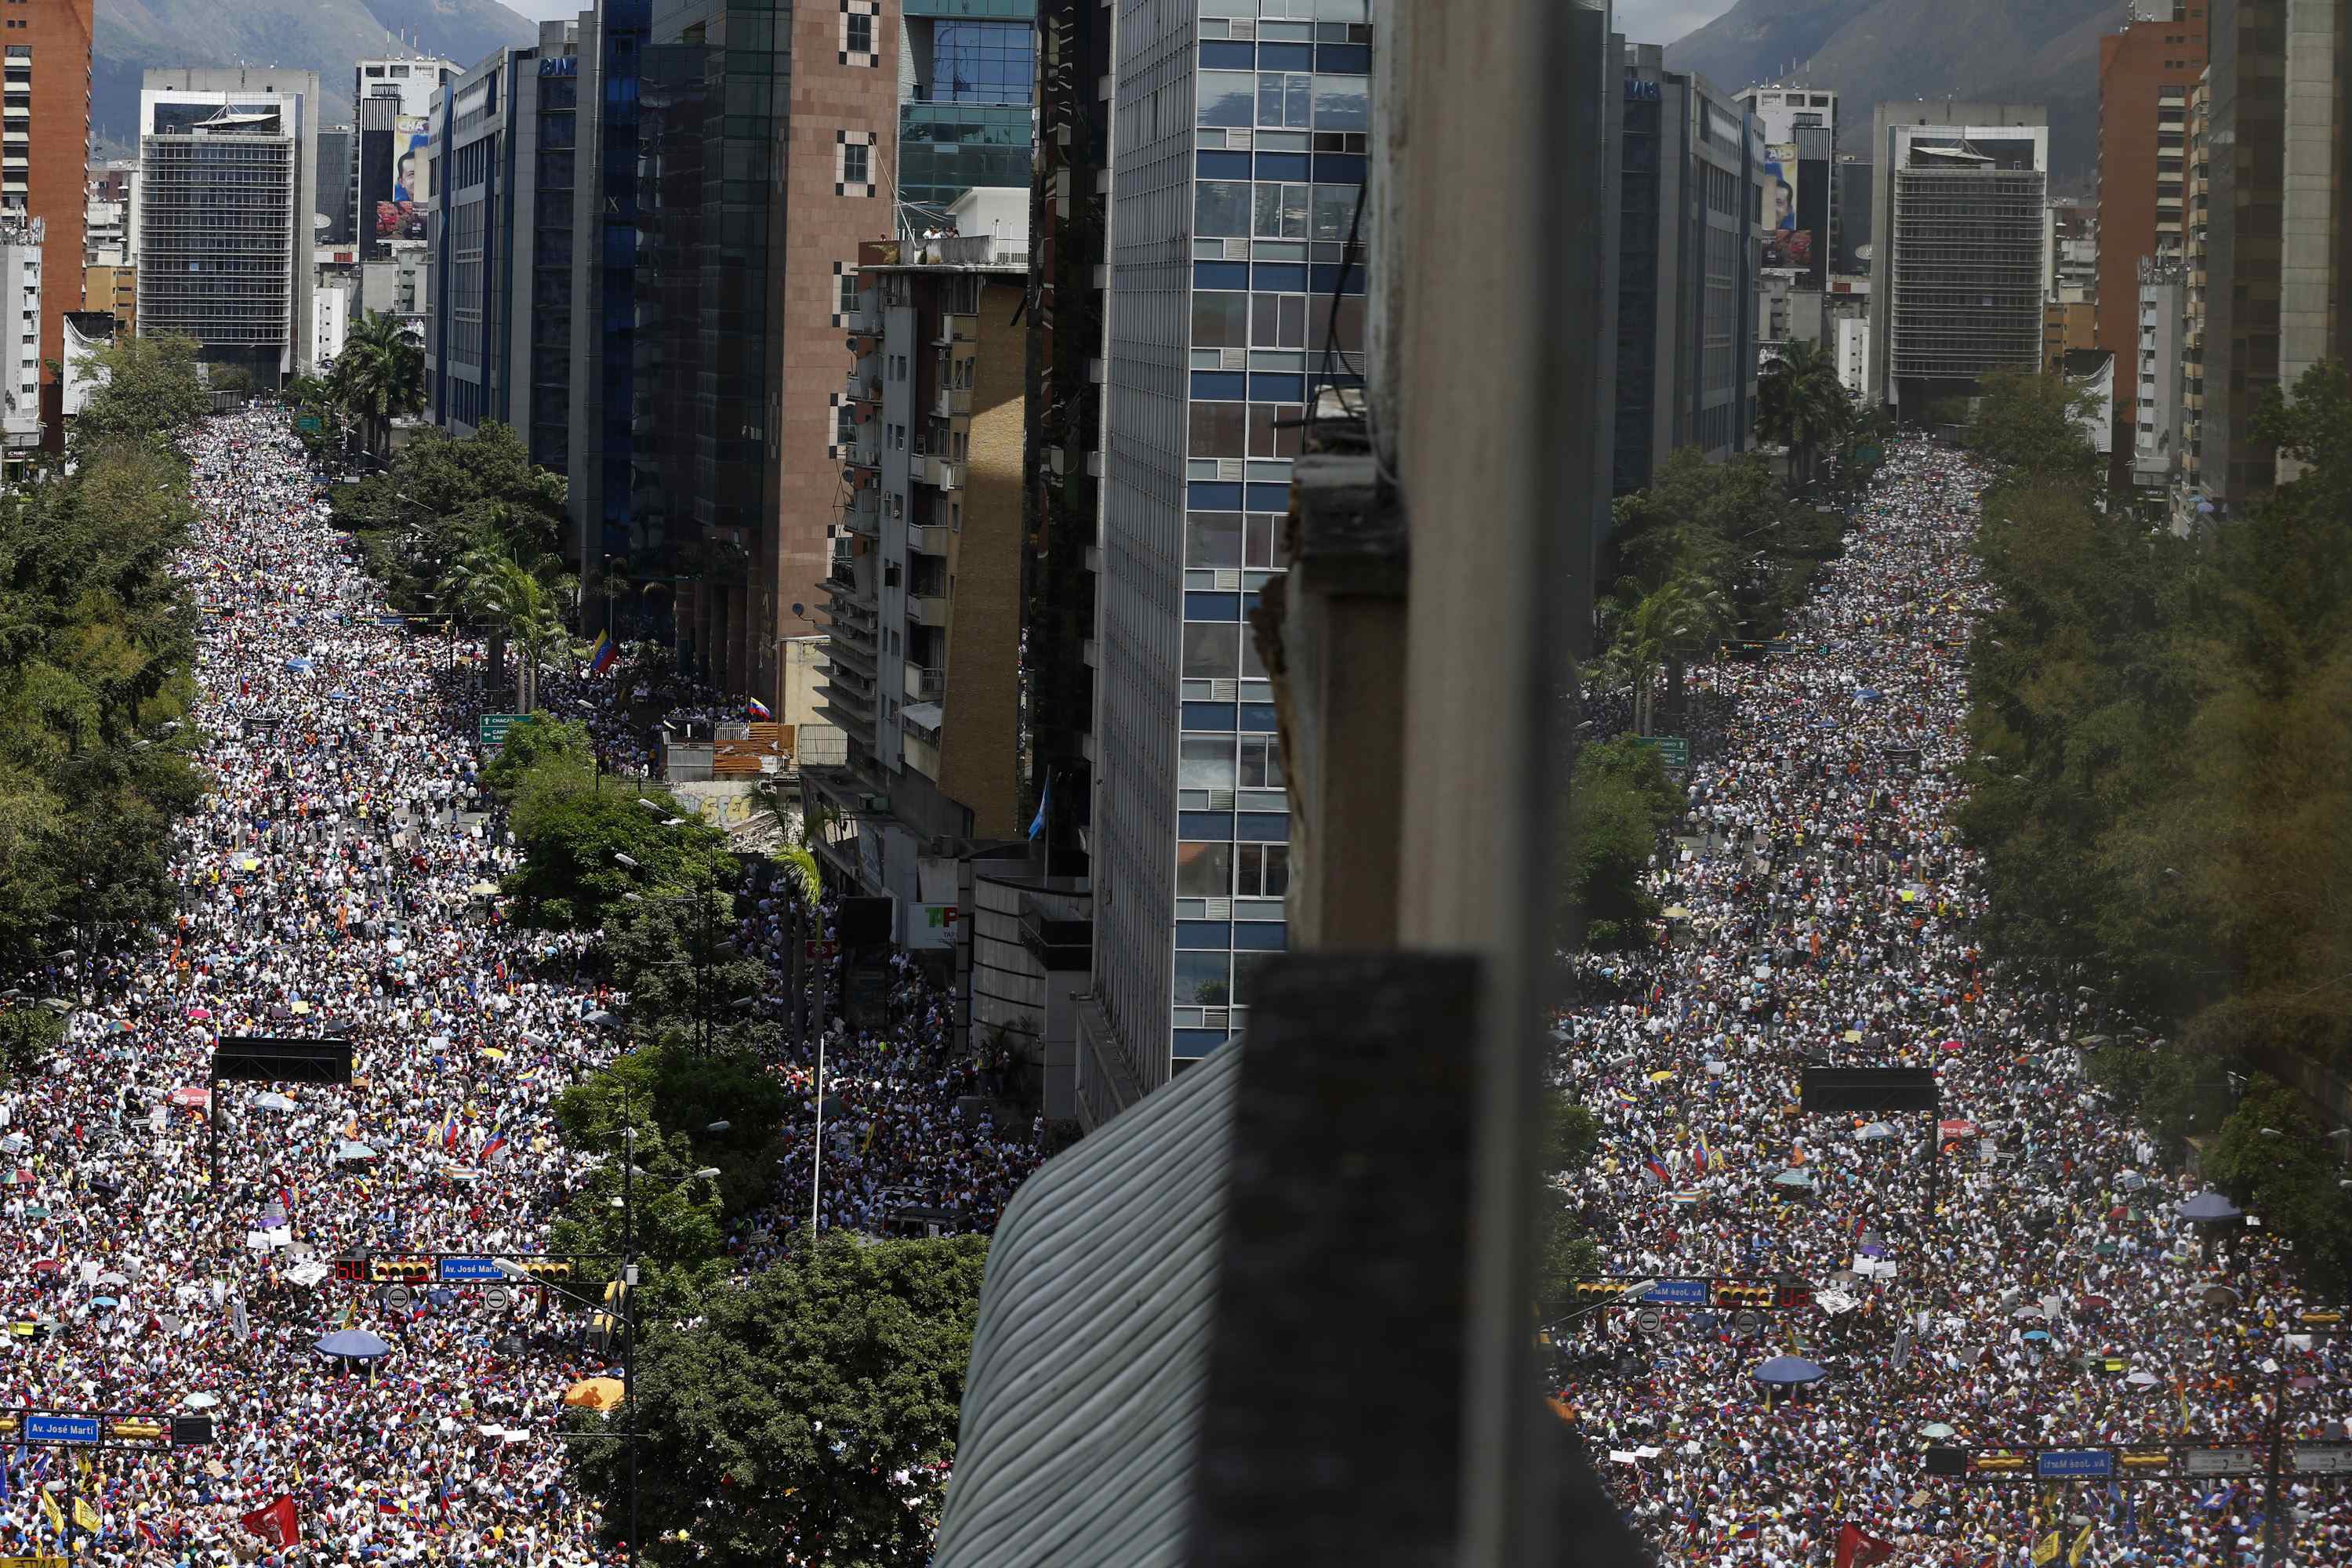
1558,440,2352,1567
0,411,623,1559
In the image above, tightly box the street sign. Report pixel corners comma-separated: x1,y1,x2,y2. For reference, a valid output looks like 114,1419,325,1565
23,1415,99,1445
483,1284,514,1311
296,415,323,434
477,713,527,751
2183,1447,2257,1476
1730,1309,1762,1337
381,1285,413,1312
2294,1444,2352,1474
2036,1450,2114,1480
1854,442,1885,465
1634,1307,1663,1334
1634,735,1691,768
438,1256,505,1283
1639,1279,1710,1307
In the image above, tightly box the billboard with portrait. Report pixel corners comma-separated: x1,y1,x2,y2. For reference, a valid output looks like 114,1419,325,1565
1761,143,1812,273
368,115,430,252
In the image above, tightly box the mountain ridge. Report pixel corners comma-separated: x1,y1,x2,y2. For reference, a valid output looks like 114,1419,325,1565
95,0,539,152
1659,0,2117,182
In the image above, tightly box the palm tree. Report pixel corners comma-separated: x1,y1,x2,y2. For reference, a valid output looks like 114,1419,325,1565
330,311,426,458
438,547,579,713
1759,339,1849,492
1621,571,1737,735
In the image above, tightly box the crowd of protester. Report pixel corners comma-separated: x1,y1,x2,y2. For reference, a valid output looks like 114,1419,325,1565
0,410,1040,1563
1559,441,2350,1567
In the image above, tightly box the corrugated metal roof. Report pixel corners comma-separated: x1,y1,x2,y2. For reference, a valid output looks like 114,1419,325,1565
932,1041,1243,1568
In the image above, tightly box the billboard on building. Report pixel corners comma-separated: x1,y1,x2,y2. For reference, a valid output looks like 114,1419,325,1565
1795,151,1830,290
1762,143,1811,273
362,114,430,256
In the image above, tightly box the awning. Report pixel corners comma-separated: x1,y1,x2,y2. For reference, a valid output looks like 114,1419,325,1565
901,701,943,735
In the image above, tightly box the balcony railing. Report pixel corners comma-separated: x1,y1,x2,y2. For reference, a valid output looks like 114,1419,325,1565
909,594,950,628
908,524,950,556
907,665,946,700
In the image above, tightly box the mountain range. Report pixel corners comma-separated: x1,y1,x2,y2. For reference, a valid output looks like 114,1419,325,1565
94,0,538,152
1660,0,2123,183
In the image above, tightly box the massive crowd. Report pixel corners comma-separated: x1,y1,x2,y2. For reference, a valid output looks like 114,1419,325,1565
0,410,1038,1563
1559,441,2351,1567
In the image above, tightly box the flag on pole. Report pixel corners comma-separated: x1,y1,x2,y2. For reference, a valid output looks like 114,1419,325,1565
38,1489,62,1537
73,1497,99,1533
1834,1523,1895,1568
1642,1153,1669,1186
239,1494,301,1548
480,1129,510,1163
588,630,618,676
2067,1523,2094,1566
2031,1530,2062,1566
1029,774,1051,841
1693,1131,1711,1174
746,697,774,721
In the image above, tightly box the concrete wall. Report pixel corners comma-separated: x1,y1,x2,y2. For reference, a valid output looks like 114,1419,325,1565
935,274,1026,840
2278,0,2347,398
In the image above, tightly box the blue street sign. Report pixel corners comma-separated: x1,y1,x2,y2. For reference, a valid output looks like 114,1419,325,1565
2038,1450,2114,1480
437,1257,505,1283
25,1414,100,1444
1639,1279,1711,1306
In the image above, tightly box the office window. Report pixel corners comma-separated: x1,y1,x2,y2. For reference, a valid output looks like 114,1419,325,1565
1199,71,1256,127
841,2,880,67
1187,512,1245,568
836,131,876,197
1258,73,1312,129
1235,843,1290,897
1194,291,1250,347
1196,180,1251,237
1176,842,1234,898
1181,736,1236,790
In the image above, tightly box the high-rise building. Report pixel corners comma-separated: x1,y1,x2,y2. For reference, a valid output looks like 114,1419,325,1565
1737,83,1837,295
423,26,584,468
1613,42,1766,496
2201,0,2288,503
2276,0,2348,406
2177,67,2211,523
1865,103,2049,412
633,0,900,707
0,215,45,480
897,0,1036,220
13,1,93,449
316,125,356,246
569,0,648,615
133,69,321,384
1833,157,1874,276
806,219,1030,949
1076,0,1374,1122
2134,254,2186,496
81,260,132,337
353,56,459,262
2095,5,2208,484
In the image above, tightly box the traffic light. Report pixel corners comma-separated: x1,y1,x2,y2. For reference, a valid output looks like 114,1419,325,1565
170,1416,216,1448
1774,1285,1813,1312
1573,1281,1625,1304
108,1419,165,1440
333,1256,368,1283
1923,1446,1967,1477
2120,1450,2171,1470
2301,1309,2344,1327
369,1257,433,1283
1970,1454,2028,1474
523,1258,573,1282
1713,1282,1773,1308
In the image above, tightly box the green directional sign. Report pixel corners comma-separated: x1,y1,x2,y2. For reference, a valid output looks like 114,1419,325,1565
1853,441,1885,465
1635,735,1690,768
477,713,527,751
296,415,324,434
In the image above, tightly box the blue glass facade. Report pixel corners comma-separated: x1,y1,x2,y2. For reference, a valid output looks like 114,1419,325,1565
1171,3,1370,1066
899,0,1036,216
592,0,646,561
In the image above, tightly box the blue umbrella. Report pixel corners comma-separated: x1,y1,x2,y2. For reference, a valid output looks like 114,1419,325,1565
284,658,313,672
2024,1329,2051,1341
2176,1191,2243,1222
1754,1356,1828,1386
1856,688,1882,701
315,1329,392,1361
428,1288,455,1308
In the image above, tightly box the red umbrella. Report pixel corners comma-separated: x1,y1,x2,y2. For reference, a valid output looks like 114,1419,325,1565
169,1086,211,1109
1937,1119,1976,1137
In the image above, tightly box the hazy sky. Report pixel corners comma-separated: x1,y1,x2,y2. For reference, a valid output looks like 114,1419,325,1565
1614,0,1739,45
497,0,1742,42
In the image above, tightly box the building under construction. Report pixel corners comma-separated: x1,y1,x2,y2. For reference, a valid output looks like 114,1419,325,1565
1866,103,2049,414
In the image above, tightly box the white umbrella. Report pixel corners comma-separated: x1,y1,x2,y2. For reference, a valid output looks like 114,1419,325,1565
2126,1370,2161,1388
1858,1123,1897,1141
183,1392,220,1410
252,1092,296,1112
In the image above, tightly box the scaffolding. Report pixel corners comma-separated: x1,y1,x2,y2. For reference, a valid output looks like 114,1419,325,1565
1888,167,2046,381
136,132,295,350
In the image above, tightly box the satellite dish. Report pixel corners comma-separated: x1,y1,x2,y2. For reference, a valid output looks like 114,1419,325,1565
313,214,332,230
1855,244,1875,263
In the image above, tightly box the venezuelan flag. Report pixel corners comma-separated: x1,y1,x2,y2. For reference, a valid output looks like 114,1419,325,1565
589,630,618,676
746,696,775,720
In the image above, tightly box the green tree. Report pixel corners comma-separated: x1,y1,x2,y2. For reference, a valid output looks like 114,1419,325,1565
67,334,210,461
2199,1076,2352,1298
329,310,426,457
333,422,569,619
1758,338,1851,490
1563,735,1676,949
497,730,737,931
568,1233,991,1566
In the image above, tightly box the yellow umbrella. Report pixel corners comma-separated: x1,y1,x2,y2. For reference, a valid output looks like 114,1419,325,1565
1647,1070,1675,1083
1842,1029,1863,1043
562,1377,626,1412
1661,906,1693,920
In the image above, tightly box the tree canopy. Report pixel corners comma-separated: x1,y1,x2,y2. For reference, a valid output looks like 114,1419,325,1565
0,341,209,982
568,1233,991,1566
1965,361,2352,1279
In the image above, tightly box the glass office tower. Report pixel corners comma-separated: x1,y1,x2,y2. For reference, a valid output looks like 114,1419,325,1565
898,0,1036,217
1077,0,1370,1125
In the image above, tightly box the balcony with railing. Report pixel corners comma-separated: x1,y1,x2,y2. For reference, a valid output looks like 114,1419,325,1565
906,664,946,701
931,313,979,348
909,594,951,628
908,523,951,557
